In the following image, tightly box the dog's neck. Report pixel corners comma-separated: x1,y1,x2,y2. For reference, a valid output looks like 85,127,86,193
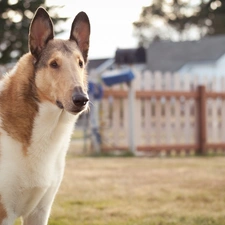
0,53,76,153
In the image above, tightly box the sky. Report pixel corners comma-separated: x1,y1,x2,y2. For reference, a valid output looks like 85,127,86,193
46,0,150,59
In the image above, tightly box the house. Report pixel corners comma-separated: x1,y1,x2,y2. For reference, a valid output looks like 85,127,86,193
146,35,225,77
88,34,225,82
87,47,147,75
89,35,225,77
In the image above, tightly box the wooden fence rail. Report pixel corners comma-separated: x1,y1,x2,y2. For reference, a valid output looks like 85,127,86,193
100,70,225,155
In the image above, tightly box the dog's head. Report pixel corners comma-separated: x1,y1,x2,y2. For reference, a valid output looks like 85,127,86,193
29,7,90,115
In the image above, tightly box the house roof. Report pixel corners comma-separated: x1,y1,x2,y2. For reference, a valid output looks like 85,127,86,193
147,35,225,72
87,58,111,72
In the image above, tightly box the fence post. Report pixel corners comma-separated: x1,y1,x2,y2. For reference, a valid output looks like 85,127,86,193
127,80,136,155
197,85,207,155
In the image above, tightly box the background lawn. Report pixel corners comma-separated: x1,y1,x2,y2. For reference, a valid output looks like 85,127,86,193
45,156,225,225
14,156,225,225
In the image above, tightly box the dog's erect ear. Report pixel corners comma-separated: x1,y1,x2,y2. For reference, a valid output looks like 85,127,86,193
70,12,90,63
29,7,54,59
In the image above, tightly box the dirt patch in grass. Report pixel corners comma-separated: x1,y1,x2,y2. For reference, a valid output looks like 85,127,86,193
46,157,225,225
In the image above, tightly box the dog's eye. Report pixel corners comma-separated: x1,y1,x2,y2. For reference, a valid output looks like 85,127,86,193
50,61,59,69
79,60,83,68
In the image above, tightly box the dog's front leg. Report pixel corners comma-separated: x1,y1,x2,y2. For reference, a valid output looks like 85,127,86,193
22,207,50,225
22,186,59,225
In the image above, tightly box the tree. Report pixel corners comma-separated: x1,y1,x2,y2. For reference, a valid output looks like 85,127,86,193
187,0,225,36
133,0,225,46
0,0,67,64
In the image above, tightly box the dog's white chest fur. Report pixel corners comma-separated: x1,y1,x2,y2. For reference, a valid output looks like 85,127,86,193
0,102,77,218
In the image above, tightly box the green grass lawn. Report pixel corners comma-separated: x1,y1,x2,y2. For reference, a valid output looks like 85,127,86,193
15,156,225,225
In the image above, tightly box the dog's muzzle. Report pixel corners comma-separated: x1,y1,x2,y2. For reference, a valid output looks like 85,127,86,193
71,86,89,113
56,86,89,114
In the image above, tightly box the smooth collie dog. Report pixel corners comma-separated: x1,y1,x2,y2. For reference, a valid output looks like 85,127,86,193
0,7,90,224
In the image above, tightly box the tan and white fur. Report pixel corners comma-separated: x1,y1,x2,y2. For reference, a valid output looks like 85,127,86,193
0,7,90,225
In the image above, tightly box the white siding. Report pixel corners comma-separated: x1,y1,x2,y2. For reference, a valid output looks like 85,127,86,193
178,53,225,78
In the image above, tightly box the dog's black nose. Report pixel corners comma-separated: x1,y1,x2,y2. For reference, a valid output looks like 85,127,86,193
72,86,89,109
72,93,89,107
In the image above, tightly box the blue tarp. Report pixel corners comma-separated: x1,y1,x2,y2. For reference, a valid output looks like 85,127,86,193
102,69,135,86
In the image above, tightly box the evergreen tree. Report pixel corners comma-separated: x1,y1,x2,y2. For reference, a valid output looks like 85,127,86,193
0,0,67,64
133,0,225,45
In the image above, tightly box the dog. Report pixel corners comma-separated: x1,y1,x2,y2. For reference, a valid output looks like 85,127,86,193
0,6,90,225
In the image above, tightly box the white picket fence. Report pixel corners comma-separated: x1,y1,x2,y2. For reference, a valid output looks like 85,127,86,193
100,69,225,155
